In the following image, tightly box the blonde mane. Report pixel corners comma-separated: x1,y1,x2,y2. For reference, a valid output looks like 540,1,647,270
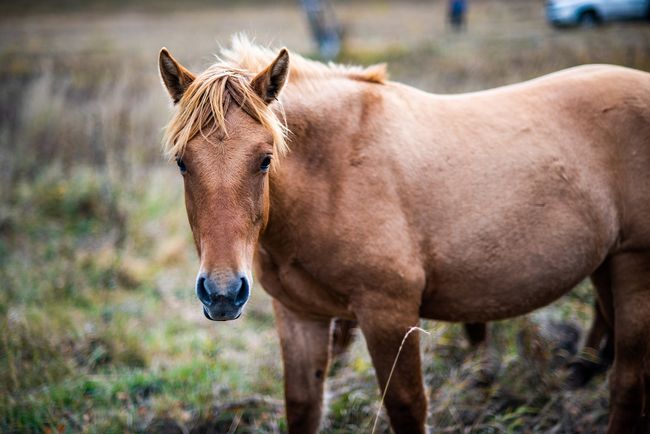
162,35,387,159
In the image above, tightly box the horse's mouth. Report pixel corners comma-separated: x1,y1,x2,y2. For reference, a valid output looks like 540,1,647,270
203,305,242,321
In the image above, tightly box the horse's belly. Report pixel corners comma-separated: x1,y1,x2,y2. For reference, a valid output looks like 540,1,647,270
420,269,589,323
420,212,614,322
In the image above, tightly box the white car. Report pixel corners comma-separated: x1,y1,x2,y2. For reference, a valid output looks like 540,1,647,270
546,0,650,26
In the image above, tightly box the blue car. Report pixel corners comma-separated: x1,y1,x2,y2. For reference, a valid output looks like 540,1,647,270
546,0,650,27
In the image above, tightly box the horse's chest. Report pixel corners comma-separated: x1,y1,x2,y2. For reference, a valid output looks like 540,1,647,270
256,251,354,319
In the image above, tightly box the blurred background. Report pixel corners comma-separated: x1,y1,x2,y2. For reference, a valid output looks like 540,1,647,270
1,0,649,432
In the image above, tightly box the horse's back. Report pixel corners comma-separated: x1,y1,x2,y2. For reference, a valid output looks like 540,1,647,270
418,64,650,250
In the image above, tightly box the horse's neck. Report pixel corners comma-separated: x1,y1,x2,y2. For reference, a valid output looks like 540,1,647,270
284,76,391,146
264,79,368,243
277,78,366,167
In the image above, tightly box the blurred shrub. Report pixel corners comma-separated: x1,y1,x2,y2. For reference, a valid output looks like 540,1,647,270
0,49,166,192
0,165,128,307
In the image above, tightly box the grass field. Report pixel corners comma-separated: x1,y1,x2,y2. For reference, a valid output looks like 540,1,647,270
1,1,649,432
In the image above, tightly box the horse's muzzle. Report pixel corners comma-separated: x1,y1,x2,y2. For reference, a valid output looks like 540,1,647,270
203,305,242,321
196,273,250,321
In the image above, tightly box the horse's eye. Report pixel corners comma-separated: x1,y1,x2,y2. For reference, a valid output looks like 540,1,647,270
260,156,272,173
176,158,187,174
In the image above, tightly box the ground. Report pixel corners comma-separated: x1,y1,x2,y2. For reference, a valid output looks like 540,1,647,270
1,1,649,433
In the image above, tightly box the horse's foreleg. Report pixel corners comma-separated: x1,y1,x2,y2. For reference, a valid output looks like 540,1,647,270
354,299,427,434
273,300,332,434
607,252,650,434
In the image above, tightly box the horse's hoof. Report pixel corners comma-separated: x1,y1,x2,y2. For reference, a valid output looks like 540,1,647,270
565,357,607,389
565,362,593,389
565,346,608,389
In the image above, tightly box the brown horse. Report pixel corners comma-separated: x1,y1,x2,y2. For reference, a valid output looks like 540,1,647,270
158,37,650,434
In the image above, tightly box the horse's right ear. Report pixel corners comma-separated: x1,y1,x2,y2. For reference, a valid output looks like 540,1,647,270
250,48,290,104
159,48,196,104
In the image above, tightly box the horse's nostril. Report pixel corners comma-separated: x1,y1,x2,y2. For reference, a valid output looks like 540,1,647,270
197,274,249,308
234,277,250,306
196,276,213,306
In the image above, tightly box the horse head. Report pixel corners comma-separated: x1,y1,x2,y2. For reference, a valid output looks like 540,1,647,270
159,46,289,320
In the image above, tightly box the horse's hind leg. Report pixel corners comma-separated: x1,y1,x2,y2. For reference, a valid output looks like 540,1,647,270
592,260,615,367
566,300,613,387
462,322,501,386
464,322,487,347
607,252,650,434
567,261,615,388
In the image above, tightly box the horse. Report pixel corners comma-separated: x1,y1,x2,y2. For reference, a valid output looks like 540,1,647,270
158,36,650,434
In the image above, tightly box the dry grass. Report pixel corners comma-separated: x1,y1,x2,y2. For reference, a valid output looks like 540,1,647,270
1,1,649,432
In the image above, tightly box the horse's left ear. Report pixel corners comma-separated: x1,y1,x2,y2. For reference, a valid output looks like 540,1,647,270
251,48,290,104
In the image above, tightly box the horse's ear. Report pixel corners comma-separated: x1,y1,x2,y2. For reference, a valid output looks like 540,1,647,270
250,48,290,104
159,48,196,104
